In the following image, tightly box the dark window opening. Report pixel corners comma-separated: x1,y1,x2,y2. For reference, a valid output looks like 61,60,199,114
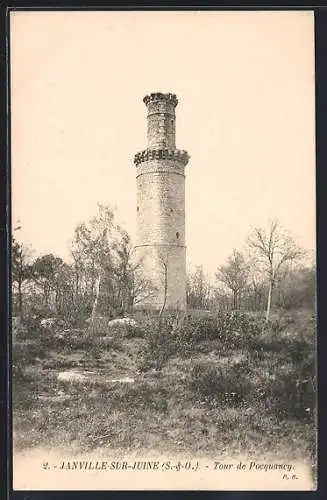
176,231,180,239
171,119,174,124
137,206,139,212
170,208,173,213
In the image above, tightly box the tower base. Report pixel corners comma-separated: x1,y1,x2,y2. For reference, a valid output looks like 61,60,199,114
132,245,187,312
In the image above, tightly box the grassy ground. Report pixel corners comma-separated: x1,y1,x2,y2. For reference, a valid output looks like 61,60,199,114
13,309,316,472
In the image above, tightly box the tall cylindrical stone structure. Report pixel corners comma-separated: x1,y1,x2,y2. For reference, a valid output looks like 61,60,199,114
133,92,190,311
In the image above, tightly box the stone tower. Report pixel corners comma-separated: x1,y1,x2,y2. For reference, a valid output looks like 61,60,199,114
133,92,190,311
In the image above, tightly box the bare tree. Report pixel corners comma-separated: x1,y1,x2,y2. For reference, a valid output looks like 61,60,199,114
70,204,124,319
248,269,266,311
247,220,304,322
12,235,33,319
129,255,158,310
187,265,211,310
158,252,169,317
215,249,249,310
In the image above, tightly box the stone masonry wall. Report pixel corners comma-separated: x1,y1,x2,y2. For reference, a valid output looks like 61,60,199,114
136,161,185,247
133,92,189,311
133,244,186,310
145,93,177,149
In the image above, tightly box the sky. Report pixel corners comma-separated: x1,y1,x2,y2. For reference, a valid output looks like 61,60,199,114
10,10,316,276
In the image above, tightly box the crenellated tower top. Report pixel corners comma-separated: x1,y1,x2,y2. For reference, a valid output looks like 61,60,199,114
143,92,178,108
134,91,189,166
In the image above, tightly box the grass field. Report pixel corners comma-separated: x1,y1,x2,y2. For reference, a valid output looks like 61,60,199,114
12,309,317,477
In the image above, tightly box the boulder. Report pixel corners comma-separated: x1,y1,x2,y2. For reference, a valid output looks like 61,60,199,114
57,371,87,383
108,318,137,328
40,318,68,331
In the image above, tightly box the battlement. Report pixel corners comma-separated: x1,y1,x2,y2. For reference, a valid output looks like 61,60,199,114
134,148,190,167
143,92,178,108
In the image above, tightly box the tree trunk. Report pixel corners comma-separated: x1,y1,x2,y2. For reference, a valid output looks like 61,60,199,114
256,292,260,311
91,274,101,319
74,267,79,306
159,265,168,317
43,285,50,307
55,289,62,314
266,279,273,322
233,290,237,310
121,281,129,315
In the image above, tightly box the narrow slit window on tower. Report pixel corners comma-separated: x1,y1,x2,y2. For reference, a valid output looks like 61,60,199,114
176,231,180,239
137,206,139,212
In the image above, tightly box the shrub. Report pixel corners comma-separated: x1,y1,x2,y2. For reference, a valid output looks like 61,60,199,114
109,380,169,413
136,311,265,371
196,339,223,354
12,317,28,340
248,311,315,360
268,312,296,334
182,311,264,346
136,314,204,371
62,335,103,357
19,315,44,339
189,360,254,404
107,321,142,339
12,338,46,380
266,371,316,421
136,317,174,371
248,333,285,354
93,336,123,350
287,338,313,363
182,311,264,353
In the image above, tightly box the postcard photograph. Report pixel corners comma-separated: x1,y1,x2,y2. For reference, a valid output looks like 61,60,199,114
10,9,317,490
